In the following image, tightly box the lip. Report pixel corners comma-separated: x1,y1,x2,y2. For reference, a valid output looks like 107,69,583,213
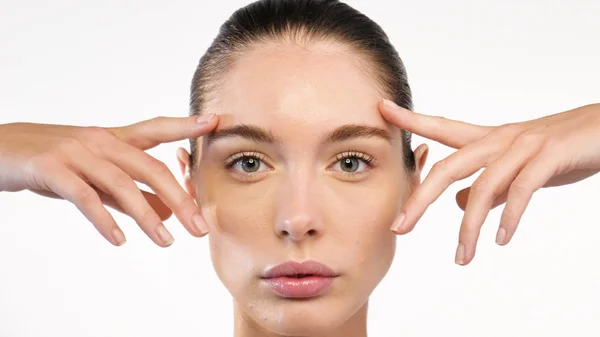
261,260,339,298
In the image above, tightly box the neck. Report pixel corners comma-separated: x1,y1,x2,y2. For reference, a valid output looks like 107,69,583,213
233,301,368,337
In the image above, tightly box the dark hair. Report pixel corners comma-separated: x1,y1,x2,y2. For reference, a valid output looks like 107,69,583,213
189,0,415,171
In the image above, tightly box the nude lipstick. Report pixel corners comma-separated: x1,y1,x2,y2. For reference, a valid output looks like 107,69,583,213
261,260,338,298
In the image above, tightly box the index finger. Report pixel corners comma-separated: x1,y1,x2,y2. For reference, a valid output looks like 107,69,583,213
379,99,491,149
107,113,218,150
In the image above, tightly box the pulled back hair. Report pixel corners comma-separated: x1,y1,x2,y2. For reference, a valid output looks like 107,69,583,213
189,0,415,171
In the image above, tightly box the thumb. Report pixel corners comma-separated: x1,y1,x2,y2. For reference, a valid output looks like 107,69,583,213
107,113,217,150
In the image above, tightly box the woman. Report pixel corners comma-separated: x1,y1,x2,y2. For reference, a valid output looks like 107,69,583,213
0,0,598,336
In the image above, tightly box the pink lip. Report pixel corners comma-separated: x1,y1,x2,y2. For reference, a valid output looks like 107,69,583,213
261,261,338,298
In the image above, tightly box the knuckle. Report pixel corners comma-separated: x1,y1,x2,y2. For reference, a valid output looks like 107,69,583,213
74,186,98,205
147,159,170,176
79,126,112,142
432,159,460,186
516,131,546,147
508,180,531,198
405,193,418,207
139,207,160,227
432,115,448,129
112,171,134,189
497,123,525,137
470,177,490,195
502,208,521,225
431,159,451,178
94,212,116,231
55,137,81,154
433,115,448,123
146,116,166,127
539,136,560,153
460,221,479,236
178,195,198,213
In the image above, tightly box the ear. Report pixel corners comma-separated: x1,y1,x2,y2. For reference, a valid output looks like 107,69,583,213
413,143,429,177
409,144,429,188
176,147,196,199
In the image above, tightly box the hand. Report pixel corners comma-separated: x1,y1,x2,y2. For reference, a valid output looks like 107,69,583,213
380,100,600,265
0,114,218,247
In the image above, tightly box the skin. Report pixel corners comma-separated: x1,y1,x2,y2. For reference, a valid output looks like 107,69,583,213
0,115,219,246
177,41,427,337
383,100,600,265
0,22,596,337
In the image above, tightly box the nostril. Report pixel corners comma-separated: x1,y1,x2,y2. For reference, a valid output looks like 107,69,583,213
307,229,316,236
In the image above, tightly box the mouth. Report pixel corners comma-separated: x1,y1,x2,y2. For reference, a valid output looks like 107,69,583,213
261,260,339,299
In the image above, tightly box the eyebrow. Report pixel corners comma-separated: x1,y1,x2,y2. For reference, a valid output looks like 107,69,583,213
324,124,392,143
205,123,392,145
206,124,276,145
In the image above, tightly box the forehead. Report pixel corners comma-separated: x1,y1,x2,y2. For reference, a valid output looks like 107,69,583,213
212,42,389,133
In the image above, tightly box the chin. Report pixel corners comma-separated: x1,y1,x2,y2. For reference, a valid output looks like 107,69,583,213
240,294,365,336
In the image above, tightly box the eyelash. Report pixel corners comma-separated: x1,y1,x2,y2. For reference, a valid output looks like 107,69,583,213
222,150,377,181
331,150,377,179
334,151,375,167
224,151,267,168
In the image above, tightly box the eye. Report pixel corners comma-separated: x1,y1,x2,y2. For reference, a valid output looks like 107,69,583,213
339,157,361,172
225,152,270,174
330,151,375,174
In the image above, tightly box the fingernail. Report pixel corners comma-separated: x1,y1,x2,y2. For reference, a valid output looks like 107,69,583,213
496,227,507,245
390,212,406,232
196,113,215,125
156,224,174,246
192,213,209,235
455,244,465,265
112,228,126,246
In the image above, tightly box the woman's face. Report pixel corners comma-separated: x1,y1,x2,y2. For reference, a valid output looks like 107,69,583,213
181,41,424,336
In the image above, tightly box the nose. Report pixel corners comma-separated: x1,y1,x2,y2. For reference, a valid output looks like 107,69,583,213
274,174,324,242
276,216,320,242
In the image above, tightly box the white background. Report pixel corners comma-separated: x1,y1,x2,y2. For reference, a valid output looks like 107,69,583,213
1,0,599,336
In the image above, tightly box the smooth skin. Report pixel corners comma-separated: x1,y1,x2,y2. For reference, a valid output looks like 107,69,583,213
382,99,600,266
1,99,598,268
0,113,218,247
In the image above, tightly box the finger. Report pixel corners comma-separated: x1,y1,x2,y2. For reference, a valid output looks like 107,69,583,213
455,187,507,211
31,188,173,221
499,153,557,246
100,190,173,221
379,99,491,149
107,114,218,150
68,145,175,247
101,138,208,237
43,164,126,247
391,136,501,234
456,139,541,265
455,169,600,210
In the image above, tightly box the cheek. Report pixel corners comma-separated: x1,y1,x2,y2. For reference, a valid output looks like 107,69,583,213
324,170,409,284
196,168,277,293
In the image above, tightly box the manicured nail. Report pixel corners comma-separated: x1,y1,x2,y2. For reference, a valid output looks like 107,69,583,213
455,244,465,265
112,228,126,246
196,113,215,124
495,227,507,245
390,212,406,232
192,213,209,235
156,224,174,246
